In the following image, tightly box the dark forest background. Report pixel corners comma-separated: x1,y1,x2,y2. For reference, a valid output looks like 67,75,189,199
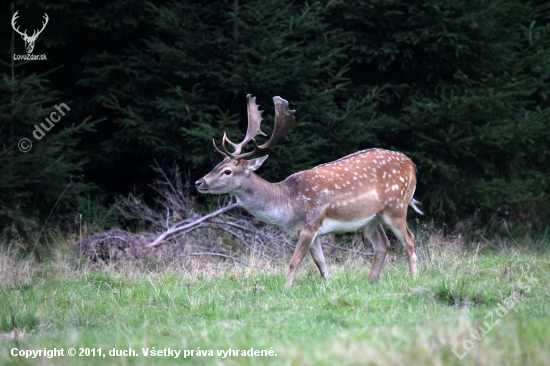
1,0,549,241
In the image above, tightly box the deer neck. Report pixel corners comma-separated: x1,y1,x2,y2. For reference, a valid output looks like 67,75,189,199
232,173,293,227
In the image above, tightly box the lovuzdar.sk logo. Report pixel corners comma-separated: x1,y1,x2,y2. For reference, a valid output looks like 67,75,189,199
11,10,48,61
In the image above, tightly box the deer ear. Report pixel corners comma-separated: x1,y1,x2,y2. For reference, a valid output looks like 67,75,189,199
243,155,269,173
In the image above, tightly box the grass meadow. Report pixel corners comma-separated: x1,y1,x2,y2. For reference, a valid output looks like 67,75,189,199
1,233,550,365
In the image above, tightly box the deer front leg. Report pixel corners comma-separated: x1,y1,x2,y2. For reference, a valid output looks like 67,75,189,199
286,229,317,287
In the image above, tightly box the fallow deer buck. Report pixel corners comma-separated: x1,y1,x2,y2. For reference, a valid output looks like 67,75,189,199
195,95,423,287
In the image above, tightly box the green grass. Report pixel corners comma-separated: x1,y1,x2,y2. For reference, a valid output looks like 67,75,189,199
1,249,549,365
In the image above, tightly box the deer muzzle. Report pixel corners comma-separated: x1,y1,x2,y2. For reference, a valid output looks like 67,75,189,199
195,179,208,192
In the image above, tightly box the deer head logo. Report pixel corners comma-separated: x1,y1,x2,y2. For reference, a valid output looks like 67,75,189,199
11,11,49,54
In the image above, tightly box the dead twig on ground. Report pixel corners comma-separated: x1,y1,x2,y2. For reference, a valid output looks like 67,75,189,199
147,203,238,247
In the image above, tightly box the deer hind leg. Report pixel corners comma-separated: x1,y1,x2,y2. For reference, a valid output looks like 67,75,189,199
362,222,391,281
382,213,417,278
286,229,317,287
309,236,328,280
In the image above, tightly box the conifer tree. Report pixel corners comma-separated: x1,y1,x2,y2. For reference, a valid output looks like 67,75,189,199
337,0,550,223
2,0,548,230
80,0,550,226
0,5,97,234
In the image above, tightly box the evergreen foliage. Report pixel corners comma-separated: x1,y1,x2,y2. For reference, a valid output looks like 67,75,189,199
1,0,549,234
338,0,550,224
80,0,550,226
79,0,369,180
0,7,97,233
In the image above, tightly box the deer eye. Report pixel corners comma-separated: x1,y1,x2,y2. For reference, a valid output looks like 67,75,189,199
223,169,232,175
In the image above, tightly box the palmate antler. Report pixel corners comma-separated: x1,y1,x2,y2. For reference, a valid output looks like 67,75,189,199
213,95,295,160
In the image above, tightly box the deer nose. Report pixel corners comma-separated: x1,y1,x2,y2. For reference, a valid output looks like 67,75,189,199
195,179,205,190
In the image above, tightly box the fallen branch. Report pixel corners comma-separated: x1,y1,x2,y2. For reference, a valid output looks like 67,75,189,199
321,240,374,258
147,203,238,247
186,252,246,265
210,220,272,237
209,220,294,253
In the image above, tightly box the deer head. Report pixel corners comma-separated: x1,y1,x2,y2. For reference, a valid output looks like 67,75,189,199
11,11,49,54
195,95,295,194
